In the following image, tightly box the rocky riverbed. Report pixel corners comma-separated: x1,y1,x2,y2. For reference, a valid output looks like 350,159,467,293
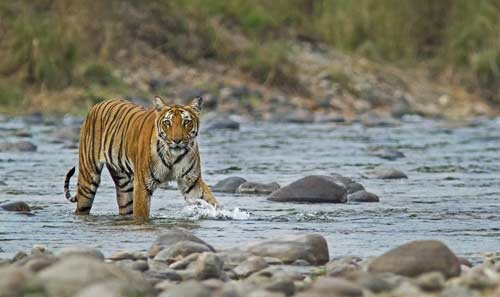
2,228,500,297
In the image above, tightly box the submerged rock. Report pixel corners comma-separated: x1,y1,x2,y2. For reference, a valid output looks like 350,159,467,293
237,181,280,195
0,141,37,152
369,149,405,160
231,233,329,265
0,201,31,212
148,228,214,258
368,240,460,278
348,190,380,202
268,175,347,203
205,118,240,130
212,177,247,193
368,167,408,179
329,173,365,194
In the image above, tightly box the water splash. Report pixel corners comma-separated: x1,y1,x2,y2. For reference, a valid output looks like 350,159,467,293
182,200,250,220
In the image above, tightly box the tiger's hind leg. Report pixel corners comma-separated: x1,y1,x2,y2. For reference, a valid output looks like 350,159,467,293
107,165,134,215
75,162,104,214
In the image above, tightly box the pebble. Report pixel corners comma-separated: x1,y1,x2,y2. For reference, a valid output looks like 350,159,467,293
368,167,408,179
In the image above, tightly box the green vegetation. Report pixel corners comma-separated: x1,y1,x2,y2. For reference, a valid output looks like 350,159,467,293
1,0,500,111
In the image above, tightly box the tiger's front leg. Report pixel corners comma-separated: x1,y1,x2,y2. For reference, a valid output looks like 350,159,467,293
177,170,219,208
132,175,152,220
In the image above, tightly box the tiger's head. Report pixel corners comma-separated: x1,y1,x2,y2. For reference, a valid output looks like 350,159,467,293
153,96,201,152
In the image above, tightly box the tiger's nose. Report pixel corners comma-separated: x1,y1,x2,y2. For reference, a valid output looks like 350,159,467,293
172,139,182,144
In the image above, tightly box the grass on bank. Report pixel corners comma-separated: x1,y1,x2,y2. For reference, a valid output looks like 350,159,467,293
1,0,500,112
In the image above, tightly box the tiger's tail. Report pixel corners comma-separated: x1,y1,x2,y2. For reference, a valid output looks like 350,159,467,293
64,167,77,203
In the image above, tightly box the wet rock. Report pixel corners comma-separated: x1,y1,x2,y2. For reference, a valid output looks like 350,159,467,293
368,167,408,179
38,256,151,297
1,201,31,212
0,141,37,152
56,246,105,260
237,182,280,195
158,280,210,297
154,241,213,264
148,228,214,258
212,177,247,193
268,175,347,203
232,234,329,265
194,252,224,280
369,149,405,160
0,181,6,186
415,271,445,292
297,277,363,297
13,130,32,138
329,174,365,194
234,256,269,278
31,245,53,257
205,118,240,130
348,190,379,202
326,256,362,277
368,240,461,278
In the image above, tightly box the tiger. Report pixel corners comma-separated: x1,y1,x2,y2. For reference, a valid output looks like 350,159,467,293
63,96,219,220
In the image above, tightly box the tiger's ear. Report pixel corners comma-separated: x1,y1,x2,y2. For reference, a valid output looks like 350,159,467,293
153,96,167,111
190,96,202,113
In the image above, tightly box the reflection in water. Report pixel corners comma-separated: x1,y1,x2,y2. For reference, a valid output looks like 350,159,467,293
1,116,500,260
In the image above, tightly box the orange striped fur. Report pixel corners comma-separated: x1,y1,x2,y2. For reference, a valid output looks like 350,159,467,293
64,97,219,220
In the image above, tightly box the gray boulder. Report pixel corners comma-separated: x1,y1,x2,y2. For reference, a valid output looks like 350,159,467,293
329,173,365,194
348,190,379,202
237,182,280,195
368,240,461,278
268,175,347,203
212,177,247,193
232,234,329,265
148,228,214,258
1,201,31,212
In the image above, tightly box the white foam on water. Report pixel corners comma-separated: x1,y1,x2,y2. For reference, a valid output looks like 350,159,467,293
182,200,250,220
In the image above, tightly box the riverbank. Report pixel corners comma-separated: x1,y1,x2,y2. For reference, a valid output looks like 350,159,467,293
2,228,500,297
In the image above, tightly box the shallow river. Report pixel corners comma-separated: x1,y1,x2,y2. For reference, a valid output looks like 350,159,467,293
1,116,500,261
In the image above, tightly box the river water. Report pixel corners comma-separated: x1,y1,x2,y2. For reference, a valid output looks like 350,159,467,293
1,115,500,261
